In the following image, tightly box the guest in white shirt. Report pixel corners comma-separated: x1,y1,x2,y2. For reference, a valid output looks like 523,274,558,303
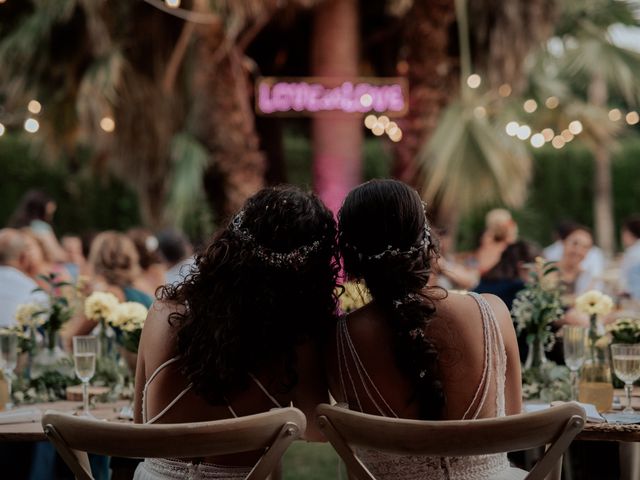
0,229,48,327
621,215,640,300
543,220,605,282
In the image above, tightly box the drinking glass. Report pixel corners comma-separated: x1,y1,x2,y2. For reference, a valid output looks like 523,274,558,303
0,333,18,409
73,335,98,416
563,326,588,401
611,343,640,414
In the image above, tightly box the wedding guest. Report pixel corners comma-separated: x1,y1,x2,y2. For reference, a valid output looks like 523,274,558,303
7,189,67,263
543,220,605,285
467,208,518,277
433,228,479,290
61,234,88,280
127,228,166,296
557,225,602,298
0,229,48,327
331,179,523,479
157,228,195,285
621,215,640,300
133,186,338,479
21,228,74,289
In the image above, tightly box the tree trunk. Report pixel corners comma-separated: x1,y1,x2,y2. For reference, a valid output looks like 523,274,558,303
392,0,458,187
588,72,615,257
192,0,266,220
310,0,362,214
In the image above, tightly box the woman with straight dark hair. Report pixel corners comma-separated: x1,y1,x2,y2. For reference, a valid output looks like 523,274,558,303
133,186,339,479
330,179,524,479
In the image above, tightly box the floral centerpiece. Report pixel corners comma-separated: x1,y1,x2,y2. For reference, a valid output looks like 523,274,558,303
511,259,564,369
521,362,572,402
605,318,640,345
108,302,148,353
339,281,372,314
574,289,615,411
84,291,120,360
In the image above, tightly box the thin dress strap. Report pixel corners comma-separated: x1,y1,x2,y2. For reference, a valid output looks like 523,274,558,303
464,292,507,419
143,357,193,424
336,316,399,418
249,373,283,408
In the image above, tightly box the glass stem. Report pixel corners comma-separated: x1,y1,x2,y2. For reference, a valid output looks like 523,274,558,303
83,380,89,414
625,383,633,411
5,371,11,408
570,370,578,401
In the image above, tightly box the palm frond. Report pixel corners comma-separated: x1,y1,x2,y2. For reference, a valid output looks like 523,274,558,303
418,99,532,216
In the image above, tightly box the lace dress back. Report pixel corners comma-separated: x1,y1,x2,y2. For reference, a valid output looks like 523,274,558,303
133,358,282,480
336,292,526,480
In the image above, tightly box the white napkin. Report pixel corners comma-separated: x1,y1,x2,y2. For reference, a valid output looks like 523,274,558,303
523,401,605,423
0,407,42,425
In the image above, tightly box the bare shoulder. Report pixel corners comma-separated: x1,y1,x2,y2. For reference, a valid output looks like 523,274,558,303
140,300,184,358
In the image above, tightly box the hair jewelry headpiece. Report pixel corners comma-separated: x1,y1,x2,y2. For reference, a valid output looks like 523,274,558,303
229,210,322,267
345,201,431,261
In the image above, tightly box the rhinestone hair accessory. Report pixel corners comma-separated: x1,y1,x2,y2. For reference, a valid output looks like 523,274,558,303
229,209,322,267
345,201,431,261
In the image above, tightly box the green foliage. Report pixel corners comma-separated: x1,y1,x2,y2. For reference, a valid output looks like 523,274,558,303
0,133,140,233
521,361,572,401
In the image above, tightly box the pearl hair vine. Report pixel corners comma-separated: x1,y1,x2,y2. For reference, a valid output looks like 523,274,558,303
229,209,322,267
344,201,432,261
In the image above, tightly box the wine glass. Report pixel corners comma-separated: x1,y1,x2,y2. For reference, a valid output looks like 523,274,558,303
611,343,640,414
563,326,588,401
0,333,18,409
73,335,98,416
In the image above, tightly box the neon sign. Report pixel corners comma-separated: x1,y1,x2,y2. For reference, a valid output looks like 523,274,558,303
256,77,408,116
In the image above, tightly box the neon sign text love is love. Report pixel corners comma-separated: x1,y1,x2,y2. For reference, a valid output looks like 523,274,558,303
256,77,407,115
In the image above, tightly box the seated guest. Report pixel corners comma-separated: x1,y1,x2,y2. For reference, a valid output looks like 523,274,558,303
433,228,479,290
557,225,602,299
157,228,195,285
61,234,88,281
621,215,640,300
331,179,524,479
466,208,518,277
133,186,338,478
544,220,605,286
0,229,48,327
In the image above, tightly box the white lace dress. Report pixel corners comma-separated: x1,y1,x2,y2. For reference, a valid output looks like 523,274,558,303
133,358,282,480
336,292,527,480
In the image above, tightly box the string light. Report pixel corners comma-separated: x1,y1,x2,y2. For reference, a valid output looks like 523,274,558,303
385,121,399,135
626,111,639,125
545,96,559,109
377,115,390,127
516,125,531,140
364,114,377,129
551,136,565,149
541,128,555,142
466,74,481,89
530,133,545,148
609,108,622,121
0,123,5,136
100,116,116,132
24,118,39,133
359,94,373,108
523,99,538,113
27,100,42,114
371,123,385,136
498,84,512,97
505,121,519,136
561,129,574,142
568,120,583,135
165,0,180,7
473,106,487,119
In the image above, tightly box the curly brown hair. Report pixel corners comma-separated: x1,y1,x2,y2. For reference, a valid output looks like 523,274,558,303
338,179,446,420
160,186,340,404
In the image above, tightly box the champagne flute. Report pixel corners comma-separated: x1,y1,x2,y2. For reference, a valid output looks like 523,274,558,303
612,343,640,414
563,326,588,401
0,333,18,409
73,335,98,416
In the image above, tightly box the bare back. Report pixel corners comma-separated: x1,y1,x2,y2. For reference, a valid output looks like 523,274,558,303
326,291,522,420
133,301,329,465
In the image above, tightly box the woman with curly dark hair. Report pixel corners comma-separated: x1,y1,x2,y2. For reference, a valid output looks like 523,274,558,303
133,186,339,479
329,179,524,479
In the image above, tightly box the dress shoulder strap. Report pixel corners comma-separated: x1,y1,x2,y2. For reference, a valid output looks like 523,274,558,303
463,292,507,419
249,373,283,408
142,356,193,424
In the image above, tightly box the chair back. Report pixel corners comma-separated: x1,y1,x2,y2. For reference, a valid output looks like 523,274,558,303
42,406,306,480
316,403,585,480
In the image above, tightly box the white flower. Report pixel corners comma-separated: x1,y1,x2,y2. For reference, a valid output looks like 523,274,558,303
84,292,120,321
109,302,148,331
575,290,614,317
14,303,46,327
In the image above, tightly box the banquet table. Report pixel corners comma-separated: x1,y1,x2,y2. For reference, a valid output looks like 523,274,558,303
0,400,131,442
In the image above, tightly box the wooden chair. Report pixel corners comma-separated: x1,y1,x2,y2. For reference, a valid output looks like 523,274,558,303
42,406,306,480
316,402,586,480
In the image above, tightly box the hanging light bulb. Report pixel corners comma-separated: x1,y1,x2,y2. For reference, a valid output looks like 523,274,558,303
498,84,512,97
523,99,538,113
505,121,519,136
545,96,559,109
516,125,531,140
100,117,116,132
530,133,545,148
24,118,39,133
466,74,481,89
626,111,639,125
0,123,5,136
568,120,583,135
165,0,181,8
28,100,42,114
609,108,622,121
541,128,555,142
364,115,377,129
